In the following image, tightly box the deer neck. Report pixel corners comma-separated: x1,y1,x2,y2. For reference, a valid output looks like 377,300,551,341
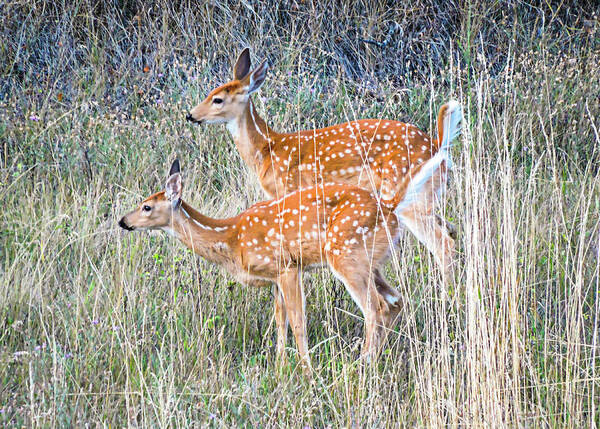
166,201,237,265
226,100,274,174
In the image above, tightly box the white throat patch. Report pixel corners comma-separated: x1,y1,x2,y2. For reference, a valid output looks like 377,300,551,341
226,120,240,139
162,227,179,239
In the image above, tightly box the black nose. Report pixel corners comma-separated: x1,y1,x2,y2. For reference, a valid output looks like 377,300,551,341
186,113,196,123
119,218,134,231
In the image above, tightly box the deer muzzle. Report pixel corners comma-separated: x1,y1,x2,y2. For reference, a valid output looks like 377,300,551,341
119,217,135,231
186,113,201,124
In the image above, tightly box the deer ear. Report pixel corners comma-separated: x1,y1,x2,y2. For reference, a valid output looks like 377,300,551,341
233,48,251,80
165,173,182,205
247,59,268,94
169,158,180,176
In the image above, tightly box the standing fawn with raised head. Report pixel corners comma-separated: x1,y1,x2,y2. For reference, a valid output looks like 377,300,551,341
119,160,408,371
186,48,462,276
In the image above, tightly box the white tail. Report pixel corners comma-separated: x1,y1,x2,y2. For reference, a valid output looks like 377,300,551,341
395,100,462,214
440,100,462,149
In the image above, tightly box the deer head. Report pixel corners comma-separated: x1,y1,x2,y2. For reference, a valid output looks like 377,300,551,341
186,48,269,125
119,159,183,231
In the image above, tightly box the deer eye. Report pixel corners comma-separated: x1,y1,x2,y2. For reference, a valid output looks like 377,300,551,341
142,205,152,212
212,97,223,104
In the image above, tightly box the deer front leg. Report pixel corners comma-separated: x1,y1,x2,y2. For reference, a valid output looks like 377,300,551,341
273,285,288,363
277,269,311,374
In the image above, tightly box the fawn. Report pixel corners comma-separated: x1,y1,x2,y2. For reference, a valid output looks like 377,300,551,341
119,159,412,370
186,48,461,276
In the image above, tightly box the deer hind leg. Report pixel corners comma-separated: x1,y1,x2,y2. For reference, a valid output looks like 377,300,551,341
398,207,455,278
435,213,457,240
327,255,389,359
273,284,288,362
374,268,402,328
276,268,310,372
396,166,455,277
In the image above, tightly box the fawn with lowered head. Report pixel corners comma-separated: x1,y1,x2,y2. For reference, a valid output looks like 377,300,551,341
186,48,462,276
119,159,410,371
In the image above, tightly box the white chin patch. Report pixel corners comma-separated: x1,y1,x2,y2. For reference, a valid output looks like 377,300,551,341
205,118,226,124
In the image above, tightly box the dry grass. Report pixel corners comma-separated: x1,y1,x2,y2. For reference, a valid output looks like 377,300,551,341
1,0,599,426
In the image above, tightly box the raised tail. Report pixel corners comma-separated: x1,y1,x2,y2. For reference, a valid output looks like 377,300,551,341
380,101,462,212
436,100,462,168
